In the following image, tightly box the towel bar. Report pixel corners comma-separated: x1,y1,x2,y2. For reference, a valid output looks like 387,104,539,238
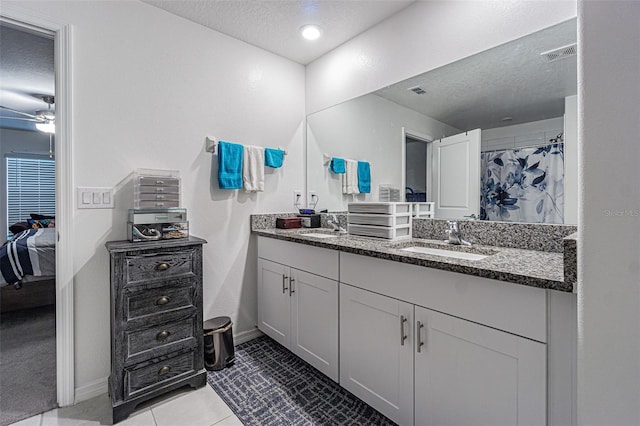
205,136,287,156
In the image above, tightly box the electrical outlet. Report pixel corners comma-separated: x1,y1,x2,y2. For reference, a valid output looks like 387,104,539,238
293,190,302,209
307,191,317,209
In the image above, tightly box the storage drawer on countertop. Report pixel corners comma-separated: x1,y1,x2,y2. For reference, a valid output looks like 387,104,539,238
125,316,197,363
124,350,195,399
125,282,195,321
136,176,181,188
257,236,339,280
125,250,196,285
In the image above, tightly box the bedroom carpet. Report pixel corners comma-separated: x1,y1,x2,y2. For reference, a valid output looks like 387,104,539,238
207,335,396,425
0,305,57,426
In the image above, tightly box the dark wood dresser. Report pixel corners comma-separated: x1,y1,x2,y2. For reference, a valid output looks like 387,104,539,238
105,236,207,423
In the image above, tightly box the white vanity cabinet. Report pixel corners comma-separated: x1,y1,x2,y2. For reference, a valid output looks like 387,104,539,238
256,236,576,426
257,237,339,381
340,284,414,426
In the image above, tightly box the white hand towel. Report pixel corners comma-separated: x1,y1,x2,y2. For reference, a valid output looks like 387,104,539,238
342,159,360,194
243,145,265,192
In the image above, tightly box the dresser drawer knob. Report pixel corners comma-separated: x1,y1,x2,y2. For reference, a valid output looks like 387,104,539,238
156,330,171,341
158,365,171,376
156,263,171,271
155,296,170,306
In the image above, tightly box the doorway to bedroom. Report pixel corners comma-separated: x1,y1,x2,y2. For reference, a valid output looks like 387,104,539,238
0,22,57,425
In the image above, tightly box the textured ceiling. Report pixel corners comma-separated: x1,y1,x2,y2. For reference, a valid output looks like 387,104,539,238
374,19,578,131
141,0,415,65
0,25,54,132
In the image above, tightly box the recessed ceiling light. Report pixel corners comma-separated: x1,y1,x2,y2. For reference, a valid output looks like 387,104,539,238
501,116,513,122
300,25,321,41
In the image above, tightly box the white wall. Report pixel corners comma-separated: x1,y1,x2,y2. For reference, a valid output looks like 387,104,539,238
0,128,51,243
306,1,577,115
306,94,458,211
4,0,305,399
481,117,564,152
578,1,640,424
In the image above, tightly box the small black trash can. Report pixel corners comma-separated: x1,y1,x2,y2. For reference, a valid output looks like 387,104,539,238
203,316,235,371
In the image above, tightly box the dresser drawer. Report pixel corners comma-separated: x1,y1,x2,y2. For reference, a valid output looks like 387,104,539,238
124,350,195,398
125,283,195,321
126,316,196,362
125,250,196,285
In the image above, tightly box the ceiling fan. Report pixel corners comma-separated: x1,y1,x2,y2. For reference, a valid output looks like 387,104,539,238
0,95,55,134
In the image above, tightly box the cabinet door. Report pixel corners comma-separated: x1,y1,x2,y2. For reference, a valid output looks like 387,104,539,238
290,269,339,382
257,259,291,347
414,305,546,426
340,284,414,426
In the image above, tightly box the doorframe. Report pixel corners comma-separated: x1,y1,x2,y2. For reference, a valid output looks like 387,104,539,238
1,6,75,406
401,127,433,202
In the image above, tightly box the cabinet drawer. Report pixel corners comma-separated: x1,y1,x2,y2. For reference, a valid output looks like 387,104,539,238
126,284,195,321
126,316,196,362
126,250,195,284
124,350,195,398
257,236,339,280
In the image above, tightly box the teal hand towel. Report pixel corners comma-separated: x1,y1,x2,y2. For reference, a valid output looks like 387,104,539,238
264,148,284,168
330,157,346,174
218,141,244,189
357,161,371,193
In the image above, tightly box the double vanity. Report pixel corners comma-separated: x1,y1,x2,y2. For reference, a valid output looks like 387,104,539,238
252,215,577,426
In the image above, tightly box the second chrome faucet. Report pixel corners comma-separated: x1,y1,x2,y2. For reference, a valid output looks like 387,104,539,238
445,220,472,246
328,214,347,234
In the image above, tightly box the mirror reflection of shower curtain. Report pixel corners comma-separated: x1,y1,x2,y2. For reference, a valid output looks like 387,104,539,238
480,143,564,223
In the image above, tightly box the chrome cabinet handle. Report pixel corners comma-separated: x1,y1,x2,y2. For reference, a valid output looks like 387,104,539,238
289,277,295,296
156,262,171,271
400,315,408,346
416,321,425,353
156,330,171,341
158,365,171,375
155,296,170,306
282,275,289,294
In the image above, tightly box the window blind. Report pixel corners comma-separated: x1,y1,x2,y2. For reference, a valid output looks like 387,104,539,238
6,157,56,238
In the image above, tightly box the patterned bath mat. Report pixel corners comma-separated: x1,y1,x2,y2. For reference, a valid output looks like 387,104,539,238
207,335,396,425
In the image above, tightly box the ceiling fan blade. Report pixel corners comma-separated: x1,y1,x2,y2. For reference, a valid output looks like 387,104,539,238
0,116,40,122
0,105,37,119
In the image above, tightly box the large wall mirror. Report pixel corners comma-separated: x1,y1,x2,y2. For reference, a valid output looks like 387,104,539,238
307,18,577,224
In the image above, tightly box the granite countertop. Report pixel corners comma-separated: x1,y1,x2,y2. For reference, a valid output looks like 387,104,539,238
253,228,572,292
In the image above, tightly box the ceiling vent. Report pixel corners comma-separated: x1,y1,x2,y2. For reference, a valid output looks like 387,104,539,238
541,43,577,62
408,86,426,95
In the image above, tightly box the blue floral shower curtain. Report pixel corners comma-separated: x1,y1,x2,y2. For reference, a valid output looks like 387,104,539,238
480,143,564,223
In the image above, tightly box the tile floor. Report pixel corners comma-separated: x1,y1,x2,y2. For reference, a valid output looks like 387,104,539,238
10,385,241,426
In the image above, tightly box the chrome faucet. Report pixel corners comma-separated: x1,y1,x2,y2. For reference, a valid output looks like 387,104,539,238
328,214,347,234
445,220,472,246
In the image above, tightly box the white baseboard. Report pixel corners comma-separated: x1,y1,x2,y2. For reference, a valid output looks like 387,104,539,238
234,327,263,345
75,376,108,403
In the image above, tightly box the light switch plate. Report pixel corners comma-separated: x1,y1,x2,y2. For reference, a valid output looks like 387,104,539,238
77,187,115,209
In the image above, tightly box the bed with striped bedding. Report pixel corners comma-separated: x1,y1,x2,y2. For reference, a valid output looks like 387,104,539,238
1,228,56,288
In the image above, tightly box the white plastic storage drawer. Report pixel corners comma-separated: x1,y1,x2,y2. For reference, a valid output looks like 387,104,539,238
347,224,411,240
348,213,411,227
348,202,411,215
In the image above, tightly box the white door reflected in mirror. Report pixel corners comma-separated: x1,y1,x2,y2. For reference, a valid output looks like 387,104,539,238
433,129,481,219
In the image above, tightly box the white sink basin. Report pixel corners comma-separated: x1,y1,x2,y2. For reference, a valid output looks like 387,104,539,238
401,246,489,261
302,233,338,239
